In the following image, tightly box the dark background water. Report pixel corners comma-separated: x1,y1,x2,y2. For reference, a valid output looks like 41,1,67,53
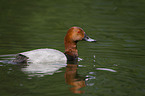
0,0,145,96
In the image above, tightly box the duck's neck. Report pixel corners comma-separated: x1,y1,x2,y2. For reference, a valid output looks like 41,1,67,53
64,40,78,58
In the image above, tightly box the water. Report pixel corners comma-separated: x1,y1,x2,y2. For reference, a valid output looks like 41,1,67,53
0,0,145,96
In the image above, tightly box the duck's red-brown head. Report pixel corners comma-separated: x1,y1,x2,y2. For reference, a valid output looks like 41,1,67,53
64,27,96,60
64,27,85,43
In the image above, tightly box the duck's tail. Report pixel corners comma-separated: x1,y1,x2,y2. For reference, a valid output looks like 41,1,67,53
12,54,28,63
0,54,28,64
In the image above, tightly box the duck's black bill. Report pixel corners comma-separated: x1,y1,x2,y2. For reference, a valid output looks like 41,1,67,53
83,34,96,42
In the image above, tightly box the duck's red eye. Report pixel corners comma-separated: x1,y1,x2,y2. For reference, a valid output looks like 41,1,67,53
77,31,81,33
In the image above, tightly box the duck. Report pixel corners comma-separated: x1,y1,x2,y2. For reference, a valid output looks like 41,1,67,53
12,27,96,64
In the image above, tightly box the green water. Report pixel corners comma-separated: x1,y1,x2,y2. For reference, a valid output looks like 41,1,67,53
0,0,145,96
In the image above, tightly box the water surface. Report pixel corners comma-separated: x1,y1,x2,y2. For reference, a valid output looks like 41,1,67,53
0,0,145,96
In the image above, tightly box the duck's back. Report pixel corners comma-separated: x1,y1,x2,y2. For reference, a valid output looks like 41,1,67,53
20,48,67,64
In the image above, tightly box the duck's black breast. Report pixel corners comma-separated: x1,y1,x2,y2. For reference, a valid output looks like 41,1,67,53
64,53,78,61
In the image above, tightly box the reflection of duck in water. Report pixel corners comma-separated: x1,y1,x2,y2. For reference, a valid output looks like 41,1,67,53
65,60,86,94
12,27,96,64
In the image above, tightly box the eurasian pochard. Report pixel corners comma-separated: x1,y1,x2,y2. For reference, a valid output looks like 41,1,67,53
12,27,96,64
